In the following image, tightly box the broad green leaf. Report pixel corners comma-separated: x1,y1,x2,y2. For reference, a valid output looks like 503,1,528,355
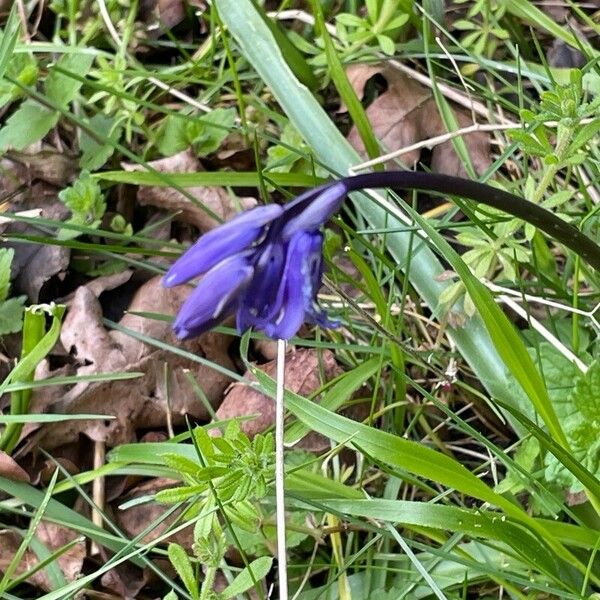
45,52,94,107
79,113,121,171
0,100,58,151
0,296,26,335
156,114,189,157
546,361,600,492
190,107,236,156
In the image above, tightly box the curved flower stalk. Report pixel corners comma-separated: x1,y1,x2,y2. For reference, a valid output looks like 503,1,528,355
164,171,600,341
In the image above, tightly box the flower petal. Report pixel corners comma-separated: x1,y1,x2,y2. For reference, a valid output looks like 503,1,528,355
261,232,312,339
163,204,283,287
172,253,253,339
280,181,347,239
297,232,340,329
236,240,285,332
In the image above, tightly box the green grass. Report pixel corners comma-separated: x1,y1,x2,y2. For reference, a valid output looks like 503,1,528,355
0,0,599,598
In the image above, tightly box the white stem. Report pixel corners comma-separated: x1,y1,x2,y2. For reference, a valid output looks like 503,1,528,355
275,338,288,599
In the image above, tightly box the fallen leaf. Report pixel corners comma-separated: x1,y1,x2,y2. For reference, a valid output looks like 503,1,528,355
216,349,343,451
344,64,491,177
3,182,70,302
0,450,30,482
123,149,256,231
5,150,79,187
0,522,84,591
31,276,236,449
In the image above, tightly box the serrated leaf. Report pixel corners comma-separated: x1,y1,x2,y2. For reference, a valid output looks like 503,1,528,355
0,99,59,151
221,557,272,599
0,296,26,334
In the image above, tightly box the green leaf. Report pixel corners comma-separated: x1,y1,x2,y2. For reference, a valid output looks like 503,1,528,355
0,51,93,151
167,543,199,600
189,107,236,156
0,247,14,302
317,499,561,579
546,361,600,492
221,556,273,599
96,169,326,188
0,99,59,151
0,3,21,82
0,296,26,335
79,113,121,171
212,0,527,442
404,202,568,448
284,356,381,445
0,52,39,109
310,0,381,161
251,366,510,511
45,52,94,107
156,114,189,157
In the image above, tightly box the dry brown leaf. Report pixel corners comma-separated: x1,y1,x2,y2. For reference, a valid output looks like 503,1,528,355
31,276,236,449
5,151,79,187
3,183,70,303
344,64,491,177
216,349,343,450
123,149,256,232
0,522,84,591
0,450,30,482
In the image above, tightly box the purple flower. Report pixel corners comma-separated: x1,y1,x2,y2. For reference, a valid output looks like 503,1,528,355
164,171,600,340
164,181,347,340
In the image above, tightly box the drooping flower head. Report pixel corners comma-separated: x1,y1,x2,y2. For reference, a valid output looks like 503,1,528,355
163,181,349,340
164,172,600,340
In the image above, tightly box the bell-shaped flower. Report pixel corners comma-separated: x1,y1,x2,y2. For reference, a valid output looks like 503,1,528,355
164,181,347,340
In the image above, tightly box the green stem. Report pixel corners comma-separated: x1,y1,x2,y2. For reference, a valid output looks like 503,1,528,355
532,125,572,205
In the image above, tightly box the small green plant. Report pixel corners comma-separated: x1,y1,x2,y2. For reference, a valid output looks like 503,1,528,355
453,0,509,59
155,108,237,158
266,122,329,178
155,423,275,599
58,170,107,240
335,0,410,56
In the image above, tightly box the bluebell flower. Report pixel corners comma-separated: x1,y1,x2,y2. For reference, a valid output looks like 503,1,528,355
163,181,347,340
164,172,600,340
